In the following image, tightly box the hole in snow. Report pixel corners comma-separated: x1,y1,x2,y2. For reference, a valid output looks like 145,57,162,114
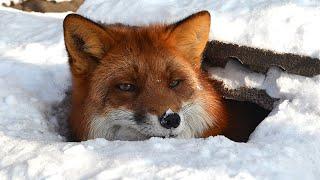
222,99,270,142
49,90,73,141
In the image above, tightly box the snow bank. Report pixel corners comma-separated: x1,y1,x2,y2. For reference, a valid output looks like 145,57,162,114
78,0,320,59
0,1,320,179
0,7,70,142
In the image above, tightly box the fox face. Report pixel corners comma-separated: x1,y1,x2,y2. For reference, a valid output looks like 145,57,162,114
63,11,228,141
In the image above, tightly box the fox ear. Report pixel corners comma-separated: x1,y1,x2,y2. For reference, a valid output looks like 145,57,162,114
167,11,211,66
63,14,112,75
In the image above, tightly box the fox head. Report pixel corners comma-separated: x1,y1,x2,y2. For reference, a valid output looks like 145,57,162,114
63,11,227,141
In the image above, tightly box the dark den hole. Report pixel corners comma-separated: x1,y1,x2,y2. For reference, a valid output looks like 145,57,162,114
223,99,270,142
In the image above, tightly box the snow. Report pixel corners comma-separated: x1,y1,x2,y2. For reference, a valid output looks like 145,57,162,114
0,0,320,179
209,61,266,90
78,0,320,59
0,0,21,5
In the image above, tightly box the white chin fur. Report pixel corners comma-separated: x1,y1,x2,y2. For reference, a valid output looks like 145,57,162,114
88,103,214,141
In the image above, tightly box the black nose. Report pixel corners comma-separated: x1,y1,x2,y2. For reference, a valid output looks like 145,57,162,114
159,113,181,129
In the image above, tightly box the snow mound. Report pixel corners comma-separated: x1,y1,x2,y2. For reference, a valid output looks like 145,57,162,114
0,1,320,179
78,0,320,59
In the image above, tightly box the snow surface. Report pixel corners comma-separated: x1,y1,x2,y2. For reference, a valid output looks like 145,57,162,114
0,0,21,5
78,0,320,59
0,0,320,179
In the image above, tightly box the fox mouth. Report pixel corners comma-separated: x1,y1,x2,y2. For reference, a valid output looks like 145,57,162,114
125,112,183,139
113,125,179,140
89,101,211,141
149,133,177,139
160,134,177,138
134,126,179,139
89,109,184,141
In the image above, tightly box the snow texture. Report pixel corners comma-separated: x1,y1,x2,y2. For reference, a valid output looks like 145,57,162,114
0,0,21,5
0,0,320,179
78,0,320,59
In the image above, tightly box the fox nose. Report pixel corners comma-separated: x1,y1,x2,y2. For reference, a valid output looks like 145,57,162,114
159,112,181,129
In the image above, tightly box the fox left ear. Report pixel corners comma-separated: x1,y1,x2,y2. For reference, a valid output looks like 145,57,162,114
166,11,211,67
63,14,113,75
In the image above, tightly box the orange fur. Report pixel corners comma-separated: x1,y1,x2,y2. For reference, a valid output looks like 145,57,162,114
63,11,266,142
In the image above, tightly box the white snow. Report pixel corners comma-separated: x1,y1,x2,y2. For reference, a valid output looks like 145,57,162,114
209,61,266,90
0,0,21,5
78,0,320,59
0,0,320,179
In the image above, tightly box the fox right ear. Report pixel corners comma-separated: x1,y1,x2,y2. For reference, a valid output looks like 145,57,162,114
63,14,112,75
166,11,210,67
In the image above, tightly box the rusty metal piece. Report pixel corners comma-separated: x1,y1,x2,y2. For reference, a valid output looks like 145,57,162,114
204,40,320,77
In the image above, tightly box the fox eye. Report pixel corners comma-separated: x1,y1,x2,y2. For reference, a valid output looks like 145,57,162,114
169,80,181,89
117,83,136,92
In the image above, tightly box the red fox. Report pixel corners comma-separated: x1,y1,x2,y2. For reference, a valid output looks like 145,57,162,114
63,11,268,142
